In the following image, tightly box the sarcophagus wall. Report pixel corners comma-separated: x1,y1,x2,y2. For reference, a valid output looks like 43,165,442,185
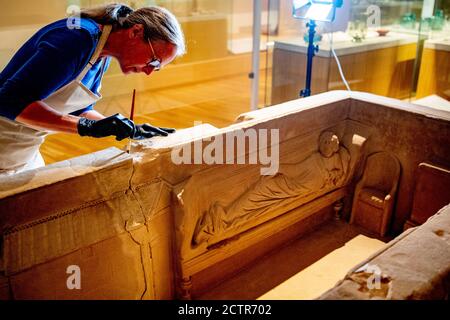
0,91,449,299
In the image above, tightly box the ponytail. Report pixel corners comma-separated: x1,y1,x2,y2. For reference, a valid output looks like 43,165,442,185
80,3,134,28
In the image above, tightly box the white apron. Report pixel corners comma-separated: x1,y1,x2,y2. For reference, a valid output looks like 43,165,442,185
0,25,112,175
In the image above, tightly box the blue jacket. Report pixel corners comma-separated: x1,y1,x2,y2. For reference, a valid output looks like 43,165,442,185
0,18,111,120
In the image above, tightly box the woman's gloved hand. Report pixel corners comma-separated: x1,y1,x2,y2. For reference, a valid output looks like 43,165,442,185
77,113,175,141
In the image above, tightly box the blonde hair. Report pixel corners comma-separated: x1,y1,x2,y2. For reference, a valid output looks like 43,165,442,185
80,3,185,56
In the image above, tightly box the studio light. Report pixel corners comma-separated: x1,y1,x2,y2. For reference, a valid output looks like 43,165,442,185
293,0,343,97
293,0,343,22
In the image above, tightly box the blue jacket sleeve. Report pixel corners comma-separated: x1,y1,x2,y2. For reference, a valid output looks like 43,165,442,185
0,28,94,120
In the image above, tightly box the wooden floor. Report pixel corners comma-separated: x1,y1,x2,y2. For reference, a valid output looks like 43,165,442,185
41,72,271,164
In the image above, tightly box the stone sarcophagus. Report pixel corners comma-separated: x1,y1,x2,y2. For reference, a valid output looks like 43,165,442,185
0,91,449,300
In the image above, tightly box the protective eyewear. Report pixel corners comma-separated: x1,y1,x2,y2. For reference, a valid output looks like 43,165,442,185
147,40,161,71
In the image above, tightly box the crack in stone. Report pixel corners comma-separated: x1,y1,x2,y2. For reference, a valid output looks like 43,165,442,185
125,158,153,300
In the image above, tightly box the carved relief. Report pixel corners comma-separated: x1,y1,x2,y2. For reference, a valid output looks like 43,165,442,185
192,131,351,246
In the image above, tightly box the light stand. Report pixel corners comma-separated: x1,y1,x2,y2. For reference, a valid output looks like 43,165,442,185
293,0,343,97
300,20,319,97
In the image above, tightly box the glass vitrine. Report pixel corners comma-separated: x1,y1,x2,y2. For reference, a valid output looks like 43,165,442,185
266,0,450,105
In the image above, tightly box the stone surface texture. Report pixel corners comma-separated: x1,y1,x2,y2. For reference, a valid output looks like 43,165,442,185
319,204,450,300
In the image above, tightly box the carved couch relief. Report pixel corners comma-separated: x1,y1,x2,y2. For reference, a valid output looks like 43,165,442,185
174,119,373,270
193,131,351,246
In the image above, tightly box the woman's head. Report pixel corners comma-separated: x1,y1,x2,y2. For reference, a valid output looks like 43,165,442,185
80,4,185,75
319,131,340,158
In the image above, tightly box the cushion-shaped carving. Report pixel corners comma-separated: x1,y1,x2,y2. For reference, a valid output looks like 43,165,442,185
359,187,386,209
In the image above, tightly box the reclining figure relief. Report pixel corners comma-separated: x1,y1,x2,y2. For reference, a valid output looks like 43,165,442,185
192,131,351,246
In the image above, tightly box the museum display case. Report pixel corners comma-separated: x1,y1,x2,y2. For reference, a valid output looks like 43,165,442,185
267,0,450,105
1,1,449,102
416,0,450,101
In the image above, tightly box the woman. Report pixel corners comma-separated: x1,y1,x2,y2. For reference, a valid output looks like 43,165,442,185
0,4,185,174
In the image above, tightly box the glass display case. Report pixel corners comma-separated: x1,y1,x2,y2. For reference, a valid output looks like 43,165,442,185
2,1,449,106
0,1,66,71
415,0,450,103
71,1,233,66
266,0,450,105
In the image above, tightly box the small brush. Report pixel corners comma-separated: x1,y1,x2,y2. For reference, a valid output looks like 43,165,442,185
126,89,136,154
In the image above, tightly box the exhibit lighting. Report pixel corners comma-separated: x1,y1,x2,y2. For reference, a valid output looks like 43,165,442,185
293,0,342,22
293,0,344,97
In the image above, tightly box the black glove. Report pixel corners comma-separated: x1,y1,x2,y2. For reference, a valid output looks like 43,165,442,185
78,113,175,141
